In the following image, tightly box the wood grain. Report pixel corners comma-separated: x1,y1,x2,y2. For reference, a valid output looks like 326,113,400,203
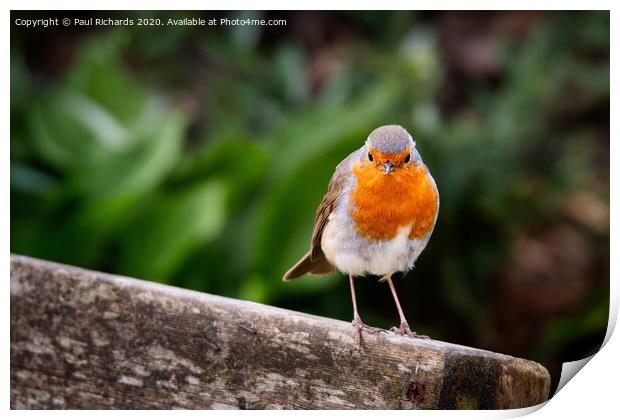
10,255,550,409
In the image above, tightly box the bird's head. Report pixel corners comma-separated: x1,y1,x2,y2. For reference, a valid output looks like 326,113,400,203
364,125,419,174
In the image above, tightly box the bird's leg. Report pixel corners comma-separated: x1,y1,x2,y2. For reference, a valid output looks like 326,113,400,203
386,275,429,339
349,274,381,344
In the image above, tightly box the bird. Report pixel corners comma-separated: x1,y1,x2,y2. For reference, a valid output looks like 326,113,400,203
282,125,439,339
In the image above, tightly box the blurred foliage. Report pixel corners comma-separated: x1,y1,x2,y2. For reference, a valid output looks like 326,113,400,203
11,11,609,392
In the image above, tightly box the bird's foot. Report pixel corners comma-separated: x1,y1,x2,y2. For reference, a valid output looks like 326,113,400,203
352,316,382,347
352,316,382,334
390,322,430,339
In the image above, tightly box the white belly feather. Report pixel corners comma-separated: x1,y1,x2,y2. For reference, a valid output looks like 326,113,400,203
321,208,431,277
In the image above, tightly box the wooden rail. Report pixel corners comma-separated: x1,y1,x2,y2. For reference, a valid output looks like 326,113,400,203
10,255,550,409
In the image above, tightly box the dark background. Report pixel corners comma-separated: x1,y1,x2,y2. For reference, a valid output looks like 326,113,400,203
10,10,610,394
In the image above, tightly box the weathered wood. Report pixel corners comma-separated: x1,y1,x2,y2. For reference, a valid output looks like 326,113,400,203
10,254,550,409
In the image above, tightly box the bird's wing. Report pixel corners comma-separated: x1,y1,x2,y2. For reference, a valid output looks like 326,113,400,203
310,149,359,260
283,148,361,280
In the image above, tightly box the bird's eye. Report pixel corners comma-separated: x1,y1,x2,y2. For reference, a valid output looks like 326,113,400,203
404,154,411,163
368,152,373,162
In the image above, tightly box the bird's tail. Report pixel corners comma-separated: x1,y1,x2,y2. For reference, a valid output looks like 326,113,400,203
282,251,335,281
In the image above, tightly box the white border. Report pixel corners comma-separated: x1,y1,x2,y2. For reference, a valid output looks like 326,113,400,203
4,2,616,419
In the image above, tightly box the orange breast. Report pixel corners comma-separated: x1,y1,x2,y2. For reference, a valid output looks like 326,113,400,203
350,162,439,241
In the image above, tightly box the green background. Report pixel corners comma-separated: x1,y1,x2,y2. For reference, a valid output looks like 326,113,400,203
10,11,609,394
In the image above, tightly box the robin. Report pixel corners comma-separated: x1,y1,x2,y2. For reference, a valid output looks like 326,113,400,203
283,125,439,339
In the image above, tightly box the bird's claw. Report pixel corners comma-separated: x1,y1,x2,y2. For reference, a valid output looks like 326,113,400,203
352,316,382,347
352,316,382,334
390,322,430,339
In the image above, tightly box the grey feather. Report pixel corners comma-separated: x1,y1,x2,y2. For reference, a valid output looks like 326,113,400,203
366,125,414,154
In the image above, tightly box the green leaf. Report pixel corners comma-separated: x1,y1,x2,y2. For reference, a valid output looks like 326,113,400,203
10,163,56,194
30,90,121,172
119,180,228,281
79,108,186,201
66,32,147,125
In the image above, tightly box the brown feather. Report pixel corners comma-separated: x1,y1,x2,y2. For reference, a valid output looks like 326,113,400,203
282,251,335,281
282,150,358,280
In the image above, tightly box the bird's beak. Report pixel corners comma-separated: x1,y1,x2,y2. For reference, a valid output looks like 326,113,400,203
382,162,395,174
